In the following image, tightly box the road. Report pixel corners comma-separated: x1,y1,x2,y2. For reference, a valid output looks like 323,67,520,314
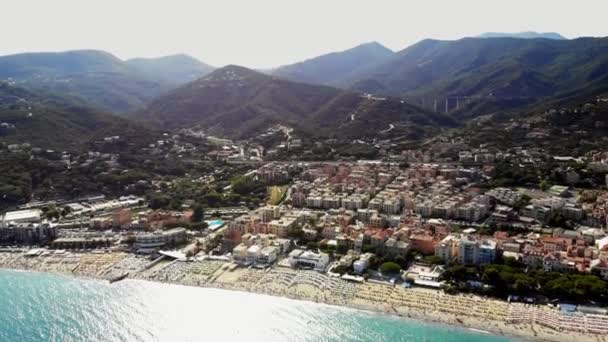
380,123,394,133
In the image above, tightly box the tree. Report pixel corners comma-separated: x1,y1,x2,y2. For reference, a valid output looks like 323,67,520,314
513,194,531,211
398,162,410,170
306,241,319,250
45,209,60,221
232,175,263,195
539,180,550,191
192,205,205,222
60,206,71,218
149,195,170,209
379,261,401,275
308,217,317,226
190,222,208,231
422,255,444,265
287,227,304,240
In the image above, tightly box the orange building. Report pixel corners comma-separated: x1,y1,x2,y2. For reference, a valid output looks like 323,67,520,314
409,232,436,255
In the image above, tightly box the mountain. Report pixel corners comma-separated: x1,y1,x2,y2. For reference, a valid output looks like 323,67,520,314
477,32,566,40
0,50,160,113
344,37,608,118
0,82,153,150
0,50,214,113
136,65,454,139
272,42,394,86
125,54,214,87
451,89,608,155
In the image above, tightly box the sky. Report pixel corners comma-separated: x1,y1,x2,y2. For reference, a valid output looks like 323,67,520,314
1,0,607,69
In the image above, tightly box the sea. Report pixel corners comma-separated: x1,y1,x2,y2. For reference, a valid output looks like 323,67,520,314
0,270,514,341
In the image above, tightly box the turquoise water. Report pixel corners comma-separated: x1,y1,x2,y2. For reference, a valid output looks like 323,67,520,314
0,270,514,341
206,219,224,231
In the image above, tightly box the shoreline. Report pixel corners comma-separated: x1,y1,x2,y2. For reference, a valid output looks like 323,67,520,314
0,266,514,341
0,251,605,342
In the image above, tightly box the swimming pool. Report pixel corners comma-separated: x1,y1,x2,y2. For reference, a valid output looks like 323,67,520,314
206,220,224,231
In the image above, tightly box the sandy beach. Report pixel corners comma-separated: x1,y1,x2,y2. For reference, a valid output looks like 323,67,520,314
0,250,606,342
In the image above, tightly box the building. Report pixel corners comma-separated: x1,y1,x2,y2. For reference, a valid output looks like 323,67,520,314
435,235,459,262
268,217,297,238
384,238,410,258
134,228,188,251
478,239,498,265
288,249,329,271
522,205,551,222
0,222,57,244
549,185,570,197
1,209,42,226
258,206,280,223
246,245,261,264
232,244,248,264
405,263,445,288
354,253,375,274
258,246,279,264
112,209,132,229
356,209,377,223
51,236,113,249
409,232,436,255
457,234,497,265
590,259,608,280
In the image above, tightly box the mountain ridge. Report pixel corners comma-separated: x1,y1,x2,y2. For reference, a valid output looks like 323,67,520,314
477,31,566,40
0,82,156,151
135,65,454,140
125,54,215,87
341,36,608,118
272,42,394,86
0,50,214,113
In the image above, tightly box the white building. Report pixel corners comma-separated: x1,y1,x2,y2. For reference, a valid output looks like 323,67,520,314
258,246,279,264
134,228,187,251
288,249,329,271
247,245,261,264
2,209,42,226
590,259,608,280
353,253,375,274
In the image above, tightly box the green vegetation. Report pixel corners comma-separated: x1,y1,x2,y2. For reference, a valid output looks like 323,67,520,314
137,65,453,140
421,255,444,265
379,261,402,274
345,36,608,120
147,171,268,211
125,54,214,87
164,220,208,231
191,205,205,222
512,194,531,211
442,263,608,304
459,97,608,156
274,42,394,86
0,50,213,113
0,83,161,151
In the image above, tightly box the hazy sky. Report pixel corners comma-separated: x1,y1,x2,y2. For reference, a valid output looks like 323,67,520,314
2,0,607,68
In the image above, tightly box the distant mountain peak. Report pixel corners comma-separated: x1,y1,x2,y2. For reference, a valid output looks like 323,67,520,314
125,54,215,90
202,65,259,81
273,42,395,86
350,41,393,53
477,31,566,40
216,64,255,73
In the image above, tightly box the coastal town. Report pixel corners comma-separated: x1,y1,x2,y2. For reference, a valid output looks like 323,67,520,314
1,144,608,341
2,3,608,340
